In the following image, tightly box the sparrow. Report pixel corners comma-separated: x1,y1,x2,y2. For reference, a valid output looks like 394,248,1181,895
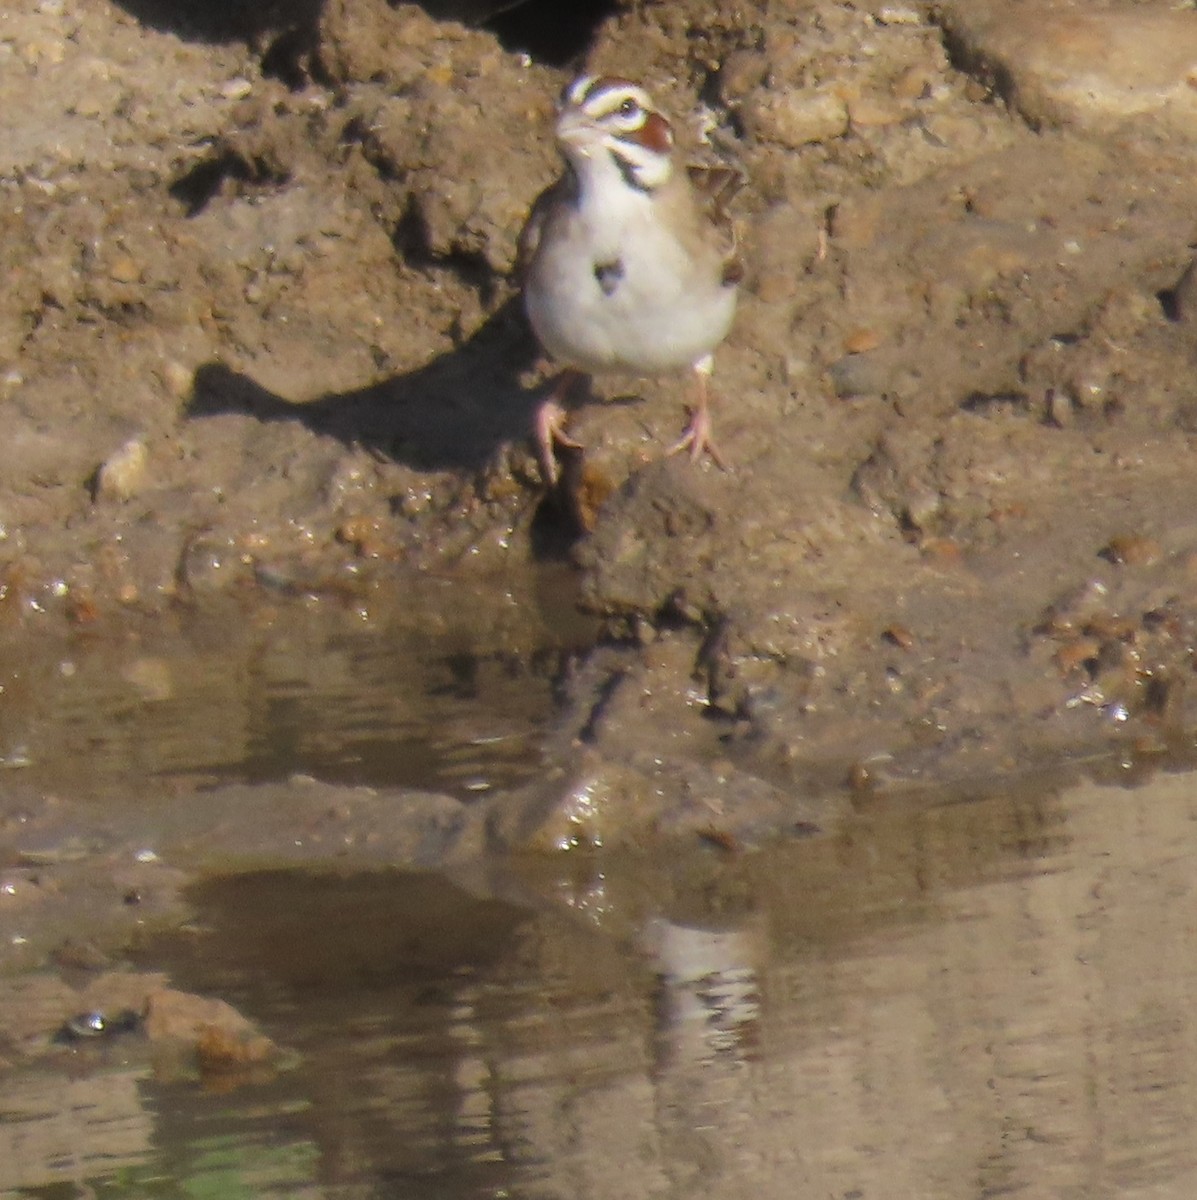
518,74,743,486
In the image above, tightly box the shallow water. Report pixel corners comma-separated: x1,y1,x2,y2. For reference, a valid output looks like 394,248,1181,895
0,575,592,802
5,765,1197,1198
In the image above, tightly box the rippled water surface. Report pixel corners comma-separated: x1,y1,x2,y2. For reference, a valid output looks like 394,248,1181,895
6,766,1197,1197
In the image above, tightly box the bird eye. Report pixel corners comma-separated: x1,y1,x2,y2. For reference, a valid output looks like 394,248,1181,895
617,97,640,118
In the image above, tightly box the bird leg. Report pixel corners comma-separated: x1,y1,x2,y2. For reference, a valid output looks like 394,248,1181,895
534,369,584,487
668,356,726,470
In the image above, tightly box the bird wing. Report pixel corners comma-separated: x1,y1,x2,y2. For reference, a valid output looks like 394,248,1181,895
515,174,570,286
687,164,745,287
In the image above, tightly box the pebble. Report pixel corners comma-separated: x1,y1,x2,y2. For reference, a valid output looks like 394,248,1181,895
882,623,914,650
94,438,149,502
161,360,193,399
219,77,253,100
843,327,882,355
1045,387,1073,428
874,4,920,25
892,66,932,102
107,255,143,284
1101,534,1163,568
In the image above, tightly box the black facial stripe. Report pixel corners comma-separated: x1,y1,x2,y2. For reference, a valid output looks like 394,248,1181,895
610,150,652,193
560,159,581,207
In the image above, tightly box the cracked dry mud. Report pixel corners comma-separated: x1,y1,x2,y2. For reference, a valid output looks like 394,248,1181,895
3,0,1197,973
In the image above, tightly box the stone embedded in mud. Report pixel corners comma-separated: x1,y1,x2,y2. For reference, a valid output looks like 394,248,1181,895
160,360,194,400
1100,534,1164,569
741,86,850,148
93,438,149,503
106,254,143,285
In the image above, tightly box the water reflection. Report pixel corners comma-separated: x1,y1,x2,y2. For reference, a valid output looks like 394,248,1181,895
0,576,592,801
6,768,1197,1196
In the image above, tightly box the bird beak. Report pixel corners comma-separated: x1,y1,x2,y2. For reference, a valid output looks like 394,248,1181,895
555,107,596,156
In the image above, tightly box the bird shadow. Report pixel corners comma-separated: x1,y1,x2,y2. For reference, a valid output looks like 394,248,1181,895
186,296,545,475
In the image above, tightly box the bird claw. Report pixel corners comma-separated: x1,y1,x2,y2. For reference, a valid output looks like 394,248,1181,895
668,404,727,470
535,397,583,487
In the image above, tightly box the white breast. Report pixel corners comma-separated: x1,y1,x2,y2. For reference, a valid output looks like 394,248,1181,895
525,177,736,377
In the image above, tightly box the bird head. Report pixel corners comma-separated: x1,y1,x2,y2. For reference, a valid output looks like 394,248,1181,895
555,75,675,193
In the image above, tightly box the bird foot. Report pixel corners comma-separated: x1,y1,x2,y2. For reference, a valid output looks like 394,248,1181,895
535,397,583,487
668,405,727,470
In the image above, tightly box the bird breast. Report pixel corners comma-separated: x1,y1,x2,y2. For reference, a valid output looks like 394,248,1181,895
525,187,737,376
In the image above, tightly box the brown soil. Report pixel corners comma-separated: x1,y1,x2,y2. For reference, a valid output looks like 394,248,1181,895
3,0,1197,981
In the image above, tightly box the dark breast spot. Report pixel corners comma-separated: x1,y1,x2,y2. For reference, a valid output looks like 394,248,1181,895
594,258,625,296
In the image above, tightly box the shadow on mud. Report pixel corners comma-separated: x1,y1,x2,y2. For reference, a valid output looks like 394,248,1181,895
186,297,542,472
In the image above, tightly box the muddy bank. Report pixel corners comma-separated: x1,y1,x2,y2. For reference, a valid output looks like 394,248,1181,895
3,0,1197,908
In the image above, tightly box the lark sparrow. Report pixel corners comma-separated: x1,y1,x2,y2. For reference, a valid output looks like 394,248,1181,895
518,74,743,486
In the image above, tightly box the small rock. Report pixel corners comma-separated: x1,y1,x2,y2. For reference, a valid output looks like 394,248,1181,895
219,77,253,100
107,255,143,285
161,360,193,399
920,537,963,563
1045,387,1074,427
843,327,882,355
892,66,932,101
720,49,768,100
743,86,849,148
1100,534,1163,568
882,623,914,649
94,439,149,502
875,4,920,25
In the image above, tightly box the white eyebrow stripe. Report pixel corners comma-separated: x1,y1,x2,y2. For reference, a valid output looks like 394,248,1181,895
564,74,597,107
581,82,655,120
